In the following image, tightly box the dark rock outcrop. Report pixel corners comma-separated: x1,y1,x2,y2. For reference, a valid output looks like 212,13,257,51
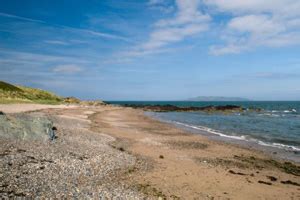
121,104,244,112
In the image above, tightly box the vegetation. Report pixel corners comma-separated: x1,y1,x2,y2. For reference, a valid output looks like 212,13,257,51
63,97,81,104
0,81,63,104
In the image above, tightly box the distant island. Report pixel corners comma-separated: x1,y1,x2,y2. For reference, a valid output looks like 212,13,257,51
186,96,251,101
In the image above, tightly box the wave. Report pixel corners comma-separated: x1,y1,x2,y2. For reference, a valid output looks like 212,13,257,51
258,113,280,117
173,121,247,140
257,141,300,151
170,120,300,152
268,109,297,114
256,109,299,118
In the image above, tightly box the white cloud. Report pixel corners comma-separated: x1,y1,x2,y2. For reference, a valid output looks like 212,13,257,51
148,0,165,6
121,0,210,58
75,28,130,42
126,0,300,58
0,12,130,42
155,0,210,27
148,0,174,14
44,40,70,45
204,0,300,17
205,0,300,55
53,64,83,74
209,44,246,56
0,12,45,23
142,23,208,50
0,49,90,64
228,15,284,35
2,2,299,58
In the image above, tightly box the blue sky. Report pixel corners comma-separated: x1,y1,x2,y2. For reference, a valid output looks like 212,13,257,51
1,0,300,100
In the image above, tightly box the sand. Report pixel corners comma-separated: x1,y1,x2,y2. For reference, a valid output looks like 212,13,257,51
1,104,299,199
89,106,300,200
0,104,77,113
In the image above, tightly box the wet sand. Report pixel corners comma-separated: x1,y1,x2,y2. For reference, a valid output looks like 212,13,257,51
1,104,299,199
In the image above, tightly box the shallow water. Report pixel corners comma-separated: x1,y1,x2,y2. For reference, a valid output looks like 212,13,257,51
108,101,300,161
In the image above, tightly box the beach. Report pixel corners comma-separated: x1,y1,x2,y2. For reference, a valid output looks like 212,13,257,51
0,104,299,199
2,0,300,199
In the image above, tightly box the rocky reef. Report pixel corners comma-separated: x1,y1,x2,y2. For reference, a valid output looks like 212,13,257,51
121,104,245,113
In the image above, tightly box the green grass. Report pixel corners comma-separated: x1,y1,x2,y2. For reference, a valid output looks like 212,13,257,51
0,81,63,104
0,81,23,92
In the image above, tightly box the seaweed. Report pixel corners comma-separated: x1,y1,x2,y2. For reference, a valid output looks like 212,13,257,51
166,141,208,150
233,155,300,176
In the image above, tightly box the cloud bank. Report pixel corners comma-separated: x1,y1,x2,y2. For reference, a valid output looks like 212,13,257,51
205,0,300,55
125,0,300,57
122,0,210,58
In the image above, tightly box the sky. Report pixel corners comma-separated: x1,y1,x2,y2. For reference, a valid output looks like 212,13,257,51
0,0,300,101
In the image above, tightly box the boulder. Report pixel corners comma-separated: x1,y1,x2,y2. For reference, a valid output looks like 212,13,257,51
0,113,53,141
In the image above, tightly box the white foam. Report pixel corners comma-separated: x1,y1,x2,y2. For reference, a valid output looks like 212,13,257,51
268,109,297,114
258,141,300,151
258,113,280,117
173,121,246,140
171,120,300,152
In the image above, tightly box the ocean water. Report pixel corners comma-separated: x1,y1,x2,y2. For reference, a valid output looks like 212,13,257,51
108,101,300,159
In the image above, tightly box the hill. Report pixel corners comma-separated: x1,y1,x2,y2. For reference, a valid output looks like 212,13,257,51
0,81,62,104
186,96,250,101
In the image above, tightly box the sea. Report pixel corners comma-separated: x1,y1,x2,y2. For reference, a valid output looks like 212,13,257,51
108,101,300,162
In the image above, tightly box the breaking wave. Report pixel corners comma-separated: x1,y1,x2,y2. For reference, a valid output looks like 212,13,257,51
171,121,300,152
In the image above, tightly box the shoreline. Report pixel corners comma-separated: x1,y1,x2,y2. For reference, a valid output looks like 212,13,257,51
146,112,300,163
89,106,300,199
108,101,300,159
1,104,299,199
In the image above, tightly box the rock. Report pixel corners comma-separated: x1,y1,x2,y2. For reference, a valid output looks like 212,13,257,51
280,180,300,186
118,147,125,152
16,149,26,153
266,176,277,182
39,166,45,170
63,97,81,104
0,113,53,141
80,100,106,106
258,180,272,185
228,170,246,175
121,104,245,113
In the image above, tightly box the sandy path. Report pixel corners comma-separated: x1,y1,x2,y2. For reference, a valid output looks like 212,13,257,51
0,104,77,113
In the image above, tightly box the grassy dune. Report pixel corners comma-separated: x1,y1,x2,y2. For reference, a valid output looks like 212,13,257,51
0,81,62,104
